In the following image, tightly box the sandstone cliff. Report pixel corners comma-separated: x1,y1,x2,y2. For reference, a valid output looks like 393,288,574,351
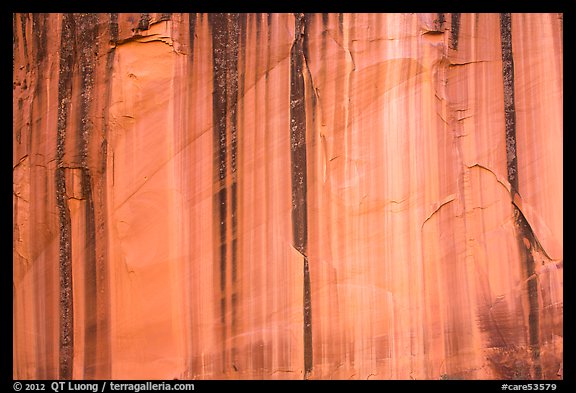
13,13,563,380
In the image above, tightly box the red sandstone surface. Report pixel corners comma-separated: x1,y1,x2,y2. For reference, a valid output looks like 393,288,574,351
13,13,562,380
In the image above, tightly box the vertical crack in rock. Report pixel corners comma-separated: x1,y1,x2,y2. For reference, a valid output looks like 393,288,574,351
500,13,542,379
210,13,241,373
76,12,99,378
56,13,75,380
450,13,461,50
290,12,312,379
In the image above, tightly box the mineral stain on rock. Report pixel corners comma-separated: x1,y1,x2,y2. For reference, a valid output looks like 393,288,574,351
500,12,543,379
55,13,75,380
290,12,313,379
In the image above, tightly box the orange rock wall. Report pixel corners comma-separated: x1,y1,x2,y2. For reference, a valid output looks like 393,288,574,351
13,13,563,380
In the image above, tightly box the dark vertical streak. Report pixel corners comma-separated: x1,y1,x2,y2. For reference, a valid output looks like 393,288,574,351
209,13,229,372
218,189,227,292
32,14,47,65
434,13,445,32
209,12,241,373
20,14,28,59
500,13,541,379
290,12,312,379
303,256,313,377
227,15,240,356
56,13,75,380
230,182,238,287
81,169,97,377
558,13,562,48
13,14,17,73
321,13,329,30
267,13,272,42
189,13,196,61
28,13,48,378
89,12,116,380
228,13,239,259
231,13,246,371
450,13,461,50
186,13,196,373
291,14,309,255
475,13,480,30
76,13,99,378
239,14,247,100
137,13,151,31
513,207,543,378
500,13,518,193
109,13,119,44
211,14,228,184
231,237,238,283
255,13,261,37
21,13,33,154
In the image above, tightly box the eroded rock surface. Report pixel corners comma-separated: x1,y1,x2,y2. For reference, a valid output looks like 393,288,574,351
13,13,563,380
